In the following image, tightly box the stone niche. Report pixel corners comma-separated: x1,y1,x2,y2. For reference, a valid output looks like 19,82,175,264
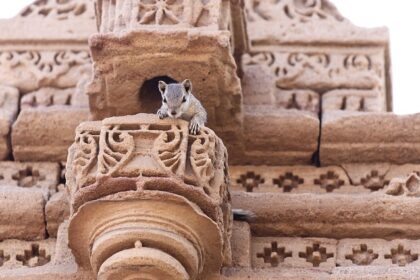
88,0,246,142
65,113,232,279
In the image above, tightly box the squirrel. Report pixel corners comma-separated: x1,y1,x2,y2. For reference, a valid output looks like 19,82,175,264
157,79,207,135
156,79,254,222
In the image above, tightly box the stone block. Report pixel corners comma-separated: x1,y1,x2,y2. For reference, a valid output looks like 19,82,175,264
252,237,337,271
241,108,319,165
337,239,420,267
0,187,46,240
11,107,89,162
323,89,384,113
320,112,420,165
230,165,360,194
45,188,70,238
232,191,420,239
0,239,55,269
0,0,95,95
242,0,391,111
0,0,96,42
0,86,19,160
0,162,60,196
21,88,74,109
231,222,251,267
244,0,389,45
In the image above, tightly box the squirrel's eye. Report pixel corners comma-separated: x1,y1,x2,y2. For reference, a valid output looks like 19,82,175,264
182,96,187,103
163,98,167,103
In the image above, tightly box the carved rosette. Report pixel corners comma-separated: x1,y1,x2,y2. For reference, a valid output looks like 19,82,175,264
66,113,231,279
95,0,226,33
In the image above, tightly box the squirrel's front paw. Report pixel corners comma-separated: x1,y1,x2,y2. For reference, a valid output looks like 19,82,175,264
189,119,202,135
157,109,168,119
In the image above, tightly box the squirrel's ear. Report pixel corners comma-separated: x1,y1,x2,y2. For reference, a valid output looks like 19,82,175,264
182,79,192,93
158,81,167,95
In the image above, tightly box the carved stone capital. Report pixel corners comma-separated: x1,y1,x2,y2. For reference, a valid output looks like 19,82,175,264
66,113,232,279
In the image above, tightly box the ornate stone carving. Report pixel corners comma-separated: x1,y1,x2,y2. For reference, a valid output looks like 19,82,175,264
66,114,232,279
20,0,90,20
96,0,228,32
242,50,384,92
0,50,91,93
245,0,343,23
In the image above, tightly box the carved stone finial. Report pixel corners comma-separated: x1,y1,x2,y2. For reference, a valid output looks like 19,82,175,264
66,113,232,279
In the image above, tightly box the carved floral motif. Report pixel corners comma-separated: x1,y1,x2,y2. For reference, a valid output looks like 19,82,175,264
97,0,217,32
138,0,184,25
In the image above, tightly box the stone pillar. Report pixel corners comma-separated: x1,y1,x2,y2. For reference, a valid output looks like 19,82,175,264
66,114,232,279
88,0,246,147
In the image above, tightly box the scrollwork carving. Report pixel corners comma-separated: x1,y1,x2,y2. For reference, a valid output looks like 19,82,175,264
0,50,91,81
245,0,344,23
20,0,89,20
243,51,384,90
98,126,135,176
153,125,186,176
72,130,100,188
189,128,216,187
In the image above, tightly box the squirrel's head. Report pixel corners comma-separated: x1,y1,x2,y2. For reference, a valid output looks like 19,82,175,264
158,79,192,118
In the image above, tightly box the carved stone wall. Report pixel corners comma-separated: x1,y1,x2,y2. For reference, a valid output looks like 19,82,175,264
3,1,420,280
65,114,232,279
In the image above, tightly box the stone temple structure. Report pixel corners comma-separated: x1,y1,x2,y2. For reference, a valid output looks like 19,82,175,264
1,0,420,279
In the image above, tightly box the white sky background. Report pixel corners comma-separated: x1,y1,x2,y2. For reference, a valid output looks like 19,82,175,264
0,0,419,115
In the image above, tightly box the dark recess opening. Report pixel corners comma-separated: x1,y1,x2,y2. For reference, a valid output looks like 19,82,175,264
138,76,178,113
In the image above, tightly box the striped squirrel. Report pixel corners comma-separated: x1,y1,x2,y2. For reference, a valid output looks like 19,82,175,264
156,79,254,222
157,79,207,135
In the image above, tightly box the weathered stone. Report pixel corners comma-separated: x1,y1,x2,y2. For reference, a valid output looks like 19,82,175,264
0,187,46,240
0,239,55,269
0,0,95,95
232,191,420,239
243,0,391,111
66,114,232,279
323,89,384,113
252,237,337,271
45,188,70,238
231,165,356,194
0,86,19,160
231,222,251,267
241,108,319,165
0,161,60,198
0,0,95,42
11,107,89,162
321,112,420,165
337,239,420,267
21,88,74,109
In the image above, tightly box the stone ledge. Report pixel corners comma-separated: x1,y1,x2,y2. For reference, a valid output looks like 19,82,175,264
320,112,420,166
232,191,420,239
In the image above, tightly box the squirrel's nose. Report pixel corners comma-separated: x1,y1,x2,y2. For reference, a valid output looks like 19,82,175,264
171,111,176,115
